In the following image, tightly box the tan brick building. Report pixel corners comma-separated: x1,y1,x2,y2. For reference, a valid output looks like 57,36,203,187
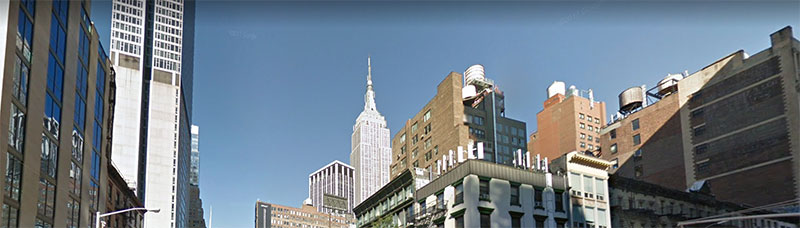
254,200,355,228
600,26,800,207
527,82,607,160
390,65,527,178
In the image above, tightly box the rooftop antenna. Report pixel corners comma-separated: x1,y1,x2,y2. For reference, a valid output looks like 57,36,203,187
208,206,213,228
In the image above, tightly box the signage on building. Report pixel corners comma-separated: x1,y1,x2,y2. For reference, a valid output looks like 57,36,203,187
323,194,348,212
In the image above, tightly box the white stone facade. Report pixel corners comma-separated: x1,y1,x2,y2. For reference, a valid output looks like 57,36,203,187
309,160,355,215
351,57,392,205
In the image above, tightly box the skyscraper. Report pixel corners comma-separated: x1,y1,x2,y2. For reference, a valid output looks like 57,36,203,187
0,1,117,227
350,57,392,205
309,160,354,215
188,125,206,228
108,0,196,226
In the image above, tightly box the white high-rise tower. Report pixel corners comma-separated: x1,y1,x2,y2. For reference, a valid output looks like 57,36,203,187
108,0,196,227
350,57,392,205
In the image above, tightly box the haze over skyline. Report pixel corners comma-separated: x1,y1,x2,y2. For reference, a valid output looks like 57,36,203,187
91,1,799,227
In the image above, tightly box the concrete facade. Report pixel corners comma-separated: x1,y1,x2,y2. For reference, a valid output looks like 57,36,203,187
255,201,354,228
390,67,527,179
550,151,613,228
529,87,607,160
108,0,196,226
309,160,355,215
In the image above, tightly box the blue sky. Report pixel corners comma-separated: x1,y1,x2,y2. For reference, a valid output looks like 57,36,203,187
91,1,798,227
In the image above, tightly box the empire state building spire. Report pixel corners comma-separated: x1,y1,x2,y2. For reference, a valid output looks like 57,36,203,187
365,56,377,111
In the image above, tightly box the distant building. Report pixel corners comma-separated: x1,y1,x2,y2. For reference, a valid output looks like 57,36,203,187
188,125,206,228
608,175,797,228
353,168,431,228
351,57,392,205
550,151,613,228
0,1,116,227
390,64,527,179
599,26,800,207
528,82,607,160
255,200,355,228
309,160,355,215
107,164,145,228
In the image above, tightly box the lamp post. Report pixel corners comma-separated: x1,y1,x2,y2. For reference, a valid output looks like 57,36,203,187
95,207,160,228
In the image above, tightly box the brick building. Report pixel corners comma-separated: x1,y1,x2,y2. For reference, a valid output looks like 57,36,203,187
528,82,607,160
390,65,527,178
600,26,800,207
106,164,144,228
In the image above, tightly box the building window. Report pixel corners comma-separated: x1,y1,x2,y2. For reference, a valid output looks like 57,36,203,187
580,133,586,139
595,118,600,124
424,138,432,149
411,122,418,133
632,118,640,130
580,123,585,129
579,113,585,119
38,178,56,218
455,216,464,228
5,153,23,201
425,151,432,161
555,192,564,212
697,160,710,173
454,182,464,205
69,162,82,195
8,104,26,152
694,144,708,155
510,184,520,206
1,204,19,228
437,192,445,209
634,149,643,160
587,135,593,141
595,178,605,201
588,125,594,131
612,159,619,169
400,134,406,143
11,57,29,106
511,214,521,228
66,198,79,228
633,134,641,145
413,160,419,168
690,108,704,118
424,123,432,135
470,127,486,139
534,188,544,208
479,179,490,201
400,146,406,155
424,110,431,122
41,134,58,179
610,144,618,154
580,142,585,148
693,125,706,137
635,165,643,178
412,135,419,145
412,148,418,158
480,213,491,228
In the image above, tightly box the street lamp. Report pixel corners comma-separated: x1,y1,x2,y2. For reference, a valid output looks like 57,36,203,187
95,207,160,228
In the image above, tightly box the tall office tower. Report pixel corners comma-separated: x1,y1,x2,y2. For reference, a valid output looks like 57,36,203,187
309,160,354,215
350,57,392,205
188,125,206,228
0,1,117,227
600,27,800,208
108,0,196,226
527,82,607,160
390,65,527,179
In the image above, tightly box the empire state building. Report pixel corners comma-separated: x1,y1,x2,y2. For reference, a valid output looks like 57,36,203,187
350,57,392,205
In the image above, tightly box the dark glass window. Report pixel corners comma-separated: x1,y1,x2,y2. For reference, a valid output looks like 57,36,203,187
40,134,58,178
455,216,464,228
694,144,708,155
4,153,23,201
38,178,56,218
693,126,706,137
479,179,490,201
11,57,29,105
69,162,82,195
555,192,564,212
46,54,64,100
535,189,544,208
511,215,521,228
480,213,491,228
90,151,101,180
436,193,445,209
1,204,19,228
49,15,66,62
8,105,26,152
610,129,616,139
454,183,463,205
66,198,79,228
632,119,640,130
72,129,84,162
510,184,520,205
610,144,618,154
633,134,641,145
